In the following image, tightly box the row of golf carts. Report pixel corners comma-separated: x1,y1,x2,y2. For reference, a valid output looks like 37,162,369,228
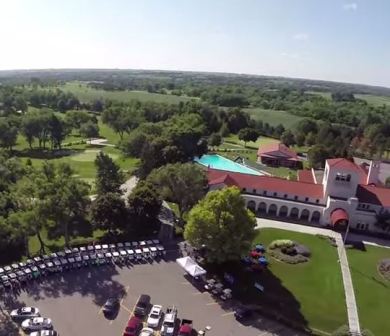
0,240,165,292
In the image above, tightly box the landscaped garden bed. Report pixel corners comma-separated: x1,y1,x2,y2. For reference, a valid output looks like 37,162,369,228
268,239,311,264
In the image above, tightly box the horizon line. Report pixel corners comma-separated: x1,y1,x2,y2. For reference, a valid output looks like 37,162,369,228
0,67,389,91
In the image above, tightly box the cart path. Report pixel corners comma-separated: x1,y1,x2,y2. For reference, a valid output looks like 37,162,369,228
256,218,361,335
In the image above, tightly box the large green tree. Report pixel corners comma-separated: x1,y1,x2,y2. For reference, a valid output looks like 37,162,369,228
95,151,124,195
148,163,207,223
127,181,162,236
238,128,259,147
308,145,329,169
184,186,256,264
90,192,127,234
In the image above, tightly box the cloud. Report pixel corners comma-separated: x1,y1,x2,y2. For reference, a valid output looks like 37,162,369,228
343,3,358,11
292,33,309,41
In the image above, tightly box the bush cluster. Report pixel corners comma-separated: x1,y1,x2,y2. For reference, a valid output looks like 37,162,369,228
378,259,390,280
268,249,308,264
316,234,337,247
268,239,294,249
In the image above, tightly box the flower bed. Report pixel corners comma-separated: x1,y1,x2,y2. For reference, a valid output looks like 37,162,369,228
378,258,390,280
268,239,311,264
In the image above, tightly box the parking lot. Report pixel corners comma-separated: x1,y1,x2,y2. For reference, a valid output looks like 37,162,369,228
4,252,304,336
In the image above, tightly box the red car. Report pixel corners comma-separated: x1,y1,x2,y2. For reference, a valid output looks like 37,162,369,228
123,316,142,336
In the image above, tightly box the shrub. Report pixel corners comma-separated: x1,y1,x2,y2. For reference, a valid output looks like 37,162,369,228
378,259,390,280
331,325,375,336
268,249,308,264
269,239,294,249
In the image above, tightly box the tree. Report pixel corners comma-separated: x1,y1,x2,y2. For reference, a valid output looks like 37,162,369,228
305,132,317,146
65,110,93,132
39,163,91,246
184,187,256,264
95,151,124,195
0,119,17,151
80,120,99,141
91,192,127,234
226,108,250,133
127,181,162,236
238,128,259,147
296,119,318,135
148,163,207,223
280,130,296,146
308,145,329,169
48,114,68,149
208,133,222,147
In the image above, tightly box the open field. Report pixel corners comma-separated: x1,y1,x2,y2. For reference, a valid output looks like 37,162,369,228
249,228,347,333
305,91,332,99
347,245,390,336
244,107,303,128
59,81,196,104
355,94,390,106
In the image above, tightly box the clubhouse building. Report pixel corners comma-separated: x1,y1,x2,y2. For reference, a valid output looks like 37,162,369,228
207,158,390,234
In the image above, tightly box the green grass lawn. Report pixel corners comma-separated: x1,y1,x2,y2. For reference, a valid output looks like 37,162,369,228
244,107,304,128
59,81,196,104
347,245,390,336
246,229,347,333
354,94,390,107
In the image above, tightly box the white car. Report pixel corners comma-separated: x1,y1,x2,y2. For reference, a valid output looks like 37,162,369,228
30,331,58,336
10,306,40,320
139,327,154,336
147,305,162,328
21,317,52,332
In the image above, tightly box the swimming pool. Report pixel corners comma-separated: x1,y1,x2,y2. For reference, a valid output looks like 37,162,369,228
195,154,262,175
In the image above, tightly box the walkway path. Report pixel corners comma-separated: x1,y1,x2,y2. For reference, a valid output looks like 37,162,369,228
256,218,361,335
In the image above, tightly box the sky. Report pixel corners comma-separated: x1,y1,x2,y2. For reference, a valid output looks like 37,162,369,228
0,0,389,87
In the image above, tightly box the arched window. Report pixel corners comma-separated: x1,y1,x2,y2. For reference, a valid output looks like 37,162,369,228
247,200,256,212
311,211,321,222
279,206,288,217
290,207,299,218
300,209,310,220
268,204,278,215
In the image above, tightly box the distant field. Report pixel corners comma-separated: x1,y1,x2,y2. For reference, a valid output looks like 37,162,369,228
59,82,196,104
305,91,332,99
355,94,390,106
244,107,303,128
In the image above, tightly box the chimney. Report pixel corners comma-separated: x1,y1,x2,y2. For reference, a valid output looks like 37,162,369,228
366,160,380,185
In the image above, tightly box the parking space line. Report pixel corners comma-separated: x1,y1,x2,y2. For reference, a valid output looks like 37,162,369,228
206,302,218,306
221,311,235,317
121,304,132,314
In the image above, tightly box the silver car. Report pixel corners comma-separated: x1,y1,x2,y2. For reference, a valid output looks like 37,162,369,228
10,306,40,320
21,317,52,332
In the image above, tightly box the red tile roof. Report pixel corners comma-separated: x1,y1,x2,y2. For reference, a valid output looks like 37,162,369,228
257,142,298,159
208,169,324,198
357,185,390,207
326,158,362,172
298,170,315,184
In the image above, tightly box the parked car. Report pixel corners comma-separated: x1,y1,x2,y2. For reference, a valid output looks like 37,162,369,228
21,317,52,332
29,330,58,336
147,305,163,328
123,316,142,336
234,307,253,321
134,294,150,317
178,319,193,336
160,307,177,336
102,297,120,315
10,306,40,320
139,327,155,336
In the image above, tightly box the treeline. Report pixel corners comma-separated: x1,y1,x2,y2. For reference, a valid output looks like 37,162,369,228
280,117,390,168
0,109,99,152
0,85,104,116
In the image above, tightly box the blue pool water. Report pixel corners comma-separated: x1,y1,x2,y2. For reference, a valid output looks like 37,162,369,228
195,154,262,176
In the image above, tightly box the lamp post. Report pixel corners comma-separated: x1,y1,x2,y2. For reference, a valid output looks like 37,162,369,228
198,325,212,335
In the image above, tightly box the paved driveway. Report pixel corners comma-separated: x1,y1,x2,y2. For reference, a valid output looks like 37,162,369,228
3,253,304,336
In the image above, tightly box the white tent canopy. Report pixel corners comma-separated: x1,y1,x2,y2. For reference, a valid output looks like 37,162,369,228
176,256,207,277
